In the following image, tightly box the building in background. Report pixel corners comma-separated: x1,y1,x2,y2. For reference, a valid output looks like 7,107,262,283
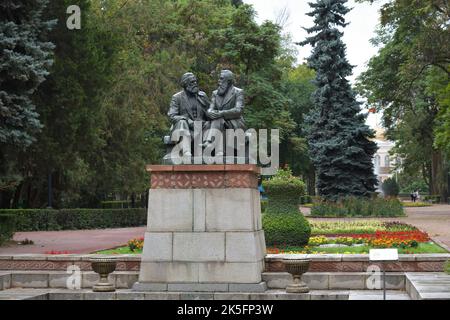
372,127,400,192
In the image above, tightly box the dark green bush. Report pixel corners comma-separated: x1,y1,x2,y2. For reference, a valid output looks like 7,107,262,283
0,209,147,231
261,168,310,246
310,197,404,217
299,195,312,204
424,195,441,203
262,168,306,214
381,177,400,197
262,213,311,246
0,214,16,245
101,200,135,209
261,199,268,213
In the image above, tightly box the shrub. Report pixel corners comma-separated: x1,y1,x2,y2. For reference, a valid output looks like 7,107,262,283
261,199,268,213
262,213,311,246
261,168,310,246
424,195,441,203
0,208,147,231
101,201,133,209
381,177,400,197
0,214,16,245
299,195,312,205
262,168,306,215
310,197,404,217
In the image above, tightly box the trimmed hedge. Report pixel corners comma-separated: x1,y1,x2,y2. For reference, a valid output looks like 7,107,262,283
0,209,147,231
263,169,306,215
262,168,311,246
424,195,441,203
310,197,405,217
262,213,311,246
0,214,16,245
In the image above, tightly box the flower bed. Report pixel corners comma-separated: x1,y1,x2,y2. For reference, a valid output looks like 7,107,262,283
309,230,429,249
127,237,144,252
310,220,417,235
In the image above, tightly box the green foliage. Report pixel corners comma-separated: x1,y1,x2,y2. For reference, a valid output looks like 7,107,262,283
279,63,317,193
300,0,378,201
0,214,16,245
260,199,268,213
262,213,311,246
381,178,400,197
445,260,450,275
0,209,146,231
398,172,429,194
310,197,405,217
1,0,301,209
101,201,140,209
262,168,310,246
356,0,449,201
424,195,442,204
262,168,306,214
299,195,312,204
0,0,55,148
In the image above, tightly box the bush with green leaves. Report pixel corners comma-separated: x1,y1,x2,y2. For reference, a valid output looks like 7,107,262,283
381,178,400,197
262,213,311,246
0,209,146,231
0,214,16,245
310,197,404,217
262,168,306,214
262,168,310,246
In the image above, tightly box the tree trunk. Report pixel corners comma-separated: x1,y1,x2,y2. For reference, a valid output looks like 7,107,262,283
431,150,449,203
0,191,12,208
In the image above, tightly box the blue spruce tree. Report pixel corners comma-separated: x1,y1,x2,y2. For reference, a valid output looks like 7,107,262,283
0,0,55,148
300,0,378,201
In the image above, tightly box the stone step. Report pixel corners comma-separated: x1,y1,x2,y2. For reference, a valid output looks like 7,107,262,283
348,290,411,300
406,272,450,300
0,288,349,300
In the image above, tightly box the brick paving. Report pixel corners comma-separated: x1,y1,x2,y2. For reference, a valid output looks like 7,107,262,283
0,227,146,254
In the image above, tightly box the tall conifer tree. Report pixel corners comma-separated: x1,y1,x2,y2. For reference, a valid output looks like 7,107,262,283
300,0,378,201
0,0,55,148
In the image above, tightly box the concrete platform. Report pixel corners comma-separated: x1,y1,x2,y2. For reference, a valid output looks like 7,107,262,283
0,288,349,300
406,272,450,300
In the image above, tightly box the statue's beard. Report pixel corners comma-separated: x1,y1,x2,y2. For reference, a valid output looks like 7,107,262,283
217,84,228,96
186,85,199,95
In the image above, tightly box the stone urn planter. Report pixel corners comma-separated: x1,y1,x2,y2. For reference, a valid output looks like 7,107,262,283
90,257,117,292
283,259,310,293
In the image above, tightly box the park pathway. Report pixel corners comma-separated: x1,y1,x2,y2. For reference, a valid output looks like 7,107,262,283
0,227,146,254
303,204,450,250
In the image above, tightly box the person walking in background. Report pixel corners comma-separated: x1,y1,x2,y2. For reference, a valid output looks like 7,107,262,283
415,190,420,202
412,190,418,202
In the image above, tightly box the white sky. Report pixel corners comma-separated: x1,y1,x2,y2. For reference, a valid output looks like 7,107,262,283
243,0,389,128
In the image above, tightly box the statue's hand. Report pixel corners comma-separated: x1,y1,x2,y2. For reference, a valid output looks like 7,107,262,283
208,111,222,120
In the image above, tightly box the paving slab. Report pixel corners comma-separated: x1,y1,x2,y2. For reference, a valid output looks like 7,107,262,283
348,290,411,300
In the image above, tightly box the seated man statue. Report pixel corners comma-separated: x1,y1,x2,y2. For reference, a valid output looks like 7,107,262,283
202,70,247,157
165,72,210,159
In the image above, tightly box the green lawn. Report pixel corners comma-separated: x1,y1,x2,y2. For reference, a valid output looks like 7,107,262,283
95,242,447,255
401,202,432,207
95,246,140,254
269,242,447,254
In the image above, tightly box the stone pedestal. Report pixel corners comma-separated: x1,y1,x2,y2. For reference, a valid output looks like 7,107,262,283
133,164,266,292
